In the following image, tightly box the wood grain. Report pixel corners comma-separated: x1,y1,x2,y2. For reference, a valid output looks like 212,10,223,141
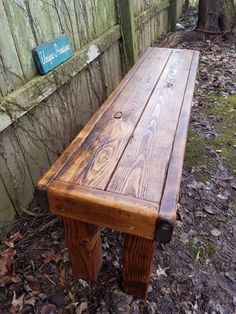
63,218,102,281
37,47,199,243
108,49,194,204
57,48,172,188
158,51,200,225
47,181,159,240
36,48,153,203
122,233,155,299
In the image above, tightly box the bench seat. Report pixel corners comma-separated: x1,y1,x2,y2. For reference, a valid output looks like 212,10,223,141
36,47,199,298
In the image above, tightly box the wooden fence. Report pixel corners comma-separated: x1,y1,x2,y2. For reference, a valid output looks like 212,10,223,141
0,0,186,226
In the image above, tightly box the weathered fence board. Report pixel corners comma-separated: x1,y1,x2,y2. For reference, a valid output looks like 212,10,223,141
0,0,185,225
27,0,54,45
49,0,80,50
0,176,16,225
3,0,37,80
0,126,35,213
0,0,24,95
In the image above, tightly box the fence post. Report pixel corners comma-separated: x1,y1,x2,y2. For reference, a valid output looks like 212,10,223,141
117,0,138,68
169,0,177,31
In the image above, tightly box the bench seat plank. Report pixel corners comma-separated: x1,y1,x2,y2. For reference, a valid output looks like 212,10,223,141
57,48,172,188
157,51,199,233
36,47,154,203
107,49,193,203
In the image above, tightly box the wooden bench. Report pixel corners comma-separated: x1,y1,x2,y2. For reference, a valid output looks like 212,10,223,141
36,47,199,299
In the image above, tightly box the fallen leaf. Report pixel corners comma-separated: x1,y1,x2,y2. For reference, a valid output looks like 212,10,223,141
156,265,169,277
59,266,66,286
0,274,22,285
24,275,40,294
4,232,23,248
0,248,16,278
41,248,69,265
24,296,36,306
11,292,24,314
76,301,88,314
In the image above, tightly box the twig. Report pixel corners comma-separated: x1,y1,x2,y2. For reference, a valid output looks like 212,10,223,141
21,207,38,217
44,274,56,285
196,28,232,35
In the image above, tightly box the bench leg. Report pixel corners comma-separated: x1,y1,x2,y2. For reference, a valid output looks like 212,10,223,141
63,218,103,281
122,233,155,299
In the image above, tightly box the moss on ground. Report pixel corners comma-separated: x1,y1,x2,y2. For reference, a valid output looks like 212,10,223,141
204,95,236,173
185,129,212,182
185,95,236,182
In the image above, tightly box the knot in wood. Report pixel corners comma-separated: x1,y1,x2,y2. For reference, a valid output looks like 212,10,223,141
114,111,122,119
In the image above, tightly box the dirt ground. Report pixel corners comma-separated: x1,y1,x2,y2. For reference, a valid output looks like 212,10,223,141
0,6,235,314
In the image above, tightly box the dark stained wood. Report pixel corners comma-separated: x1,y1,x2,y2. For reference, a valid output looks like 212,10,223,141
36,47,153,206
57,48,172,188
157,51,200,229
48,181,159,240
122,233,155,299
36,48,153,209
36,47,199,298
63,218,102,281
107,49,193,203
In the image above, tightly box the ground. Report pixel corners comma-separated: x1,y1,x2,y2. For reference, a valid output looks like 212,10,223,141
0,6,236,314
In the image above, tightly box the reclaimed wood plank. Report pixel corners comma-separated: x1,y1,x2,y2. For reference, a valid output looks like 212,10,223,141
63,218,102,281
58,48,172,187
157,51,199,229
36,48,153,205
107,49,193,204
122,233,155,298
47,181,159,240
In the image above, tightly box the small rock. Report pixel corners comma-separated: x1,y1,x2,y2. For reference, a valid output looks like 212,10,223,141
211,229,222,237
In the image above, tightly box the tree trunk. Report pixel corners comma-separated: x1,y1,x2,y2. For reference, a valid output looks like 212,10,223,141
197,0,236,32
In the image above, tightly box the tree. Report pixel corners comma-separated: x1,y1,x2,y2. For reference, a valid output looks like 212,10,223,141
196,0,236,33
